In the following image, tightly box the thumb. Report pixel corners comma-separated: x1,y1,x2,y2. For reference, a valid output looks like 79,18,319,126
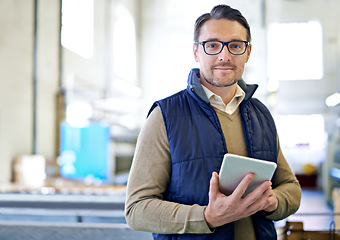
208,172,220,199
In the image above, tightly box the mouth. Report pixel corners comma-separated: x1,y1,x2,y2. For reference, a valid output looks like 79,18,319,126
213,66,234,72
213,63,234,71
214,66,233,70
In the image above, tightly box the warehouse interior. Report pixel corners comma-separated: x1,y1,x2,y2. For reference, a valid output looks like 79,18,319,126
1,0,340,239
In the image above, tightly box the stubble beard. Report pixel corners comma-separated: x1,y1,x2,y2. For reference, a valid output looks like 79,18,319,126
201,71,239,88
201,61,240,87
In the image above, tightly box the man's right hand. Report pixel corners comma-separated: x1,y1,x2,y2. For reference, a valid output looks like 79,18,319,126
204,171,273,228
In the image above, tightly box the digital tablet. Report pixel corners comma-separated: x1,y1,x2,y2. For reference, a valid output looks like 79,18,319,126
218,153,277,197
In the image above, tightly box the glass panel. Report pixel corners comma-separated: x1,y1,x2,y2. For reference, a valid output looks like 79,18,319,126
61,0,94,59
267,21,323,81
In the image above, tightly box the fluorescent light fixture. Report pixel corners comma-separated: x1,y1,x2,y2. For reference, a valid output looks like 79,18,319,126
66,101,93,126
325,92,340,107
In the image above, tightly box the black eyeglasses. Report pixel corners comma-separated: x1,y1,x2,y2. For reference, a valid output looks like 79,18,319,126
195,40,249,55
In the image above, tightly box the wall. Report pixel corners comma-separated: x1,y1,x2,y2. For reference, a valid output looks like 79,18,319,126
37,0,60,157
0,0,60,183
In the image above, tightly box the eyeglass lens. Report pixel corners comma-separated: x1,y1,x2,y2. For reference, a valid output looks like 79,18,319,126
204,41,247,55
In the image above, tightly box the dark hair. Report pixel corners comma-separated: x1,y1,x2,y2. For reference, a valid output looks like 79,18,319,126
194,4,251,43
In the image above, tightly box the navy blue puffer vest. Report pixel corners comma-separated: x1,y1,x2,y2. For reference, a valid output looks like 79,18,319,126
148,69,277,240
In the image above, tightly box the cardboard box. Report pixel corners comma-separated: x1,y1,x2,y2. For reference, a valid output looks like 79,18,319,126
12,155,46,188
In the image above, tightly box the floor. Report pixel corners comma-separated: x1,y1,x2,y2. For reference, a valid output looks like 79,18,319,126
276,189,334,231
0,222,153,240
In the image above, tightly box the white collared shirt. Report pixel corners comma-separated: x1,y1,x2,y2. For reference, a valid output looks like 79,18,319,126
201,84,245,115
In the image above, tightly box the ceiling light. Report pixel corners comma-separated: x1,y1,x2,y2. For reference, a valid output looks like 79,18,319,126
325,92,340,107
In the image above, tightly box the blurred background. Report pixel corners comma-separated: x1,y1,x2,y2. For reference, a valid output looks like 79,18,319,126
1,0,340,239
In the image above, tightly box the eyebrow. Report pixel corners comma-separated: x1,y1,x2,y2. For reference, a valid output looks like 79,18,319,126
203,38,246,42
204,38,220,42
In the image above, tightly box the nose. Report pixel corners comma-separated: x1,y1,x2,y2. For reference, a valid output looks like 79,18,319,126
218,44,232,61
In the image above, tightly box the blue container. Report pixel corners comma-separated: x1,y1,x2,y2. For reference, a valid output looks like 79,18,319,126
59,121,111,183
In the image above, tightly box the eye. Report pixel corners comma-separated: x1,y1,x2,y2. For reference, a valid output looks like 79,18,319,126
205,41,220,49
229,42,242,49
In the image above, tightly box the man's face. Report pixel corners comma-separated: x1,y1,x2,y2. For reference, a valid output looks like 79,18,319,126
193,19,252,88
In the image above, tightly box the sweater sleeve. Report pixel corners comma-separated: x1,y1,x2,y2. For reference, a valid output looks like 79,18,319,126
265,137,302,220
125,106,212,234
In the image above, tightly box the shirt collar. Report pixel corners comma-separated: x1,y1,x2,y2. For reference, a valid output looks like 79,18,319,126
201,84,245,115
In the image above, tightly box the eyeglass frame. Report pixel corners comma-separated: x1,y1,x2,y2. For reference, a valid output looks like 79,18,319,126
194,40,250,56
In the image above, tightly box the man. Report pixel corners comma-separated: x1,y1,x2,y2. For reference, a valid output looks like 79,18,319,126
125,4,301,240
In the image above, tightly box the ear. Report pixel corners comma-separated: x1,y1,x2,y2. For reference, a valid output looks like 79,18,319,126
245,43,252,63
193,43,199,62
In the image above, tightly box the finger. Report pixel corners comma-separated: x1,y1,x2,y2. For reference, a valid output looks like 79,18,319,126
231,173,255,199
262,186,273,200
253,180,272,196
241,186,272,216
208,172,219,200
263,188,278,212
257,186,273,209
243,181,272,203
250,186,274,211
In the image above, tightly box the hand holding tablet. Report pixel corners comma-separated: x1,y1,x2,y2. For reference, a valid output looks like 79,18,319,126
218,153,277,197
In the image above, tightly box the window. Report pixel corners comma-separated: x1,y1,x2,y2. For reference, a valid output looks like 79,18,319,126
112,4,137,84
61,0,94,59
267,21,323,81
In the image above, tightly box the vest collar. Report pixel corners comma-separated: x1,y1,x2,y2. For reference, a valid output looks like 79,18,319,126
187,68,258,104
